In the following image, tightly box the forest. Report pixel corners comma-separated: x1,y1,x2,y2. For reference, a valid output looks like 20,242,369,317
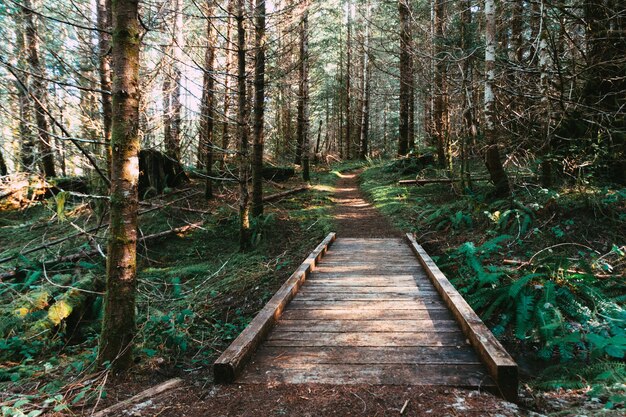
0,0,624,415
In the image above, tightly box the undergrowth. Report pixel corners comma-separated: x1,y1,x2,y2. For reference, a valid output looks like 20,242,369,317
0,169,335,415
361,159,626,410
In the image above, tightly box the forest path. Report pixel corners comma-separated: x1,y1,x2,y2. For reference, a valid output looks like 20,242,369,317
330,170,398,238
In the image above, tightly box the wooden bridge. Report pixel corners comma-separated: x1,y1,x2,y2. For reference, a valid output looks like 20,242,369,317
214,233,518,401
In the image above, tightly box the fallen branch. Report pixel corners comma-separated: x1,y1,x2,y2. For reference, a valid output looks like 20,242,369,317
503,259,613,278
398,177,490,186
91,378,183,417
262,185,310,203
0,190,201,265
0,222,205,279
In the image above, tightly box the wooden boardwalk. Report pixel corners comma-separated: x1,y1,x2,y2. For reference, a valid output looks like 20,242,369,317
215,234,518,400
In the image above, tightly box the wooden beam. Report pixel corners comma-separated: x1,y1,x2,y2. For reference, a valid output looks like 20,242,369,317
213,232,336,383
91,378,183,417
405,233,518,402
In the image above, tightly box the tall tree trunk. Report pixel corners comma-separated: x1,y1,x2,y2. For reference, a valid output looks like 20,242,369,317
483,0,510,196
98,0,141,372
398,0,411,156
433,0,449,168
199,0,216,198
345,0,352,159
358,1,371,160
97,0,113,176
460,0,476,187
23,0,55,177
236,0,250,250
538,3,553,187
298,8,310,181
13,10,35,172
251,0,266,217
163,0,184,161
220,0,235,170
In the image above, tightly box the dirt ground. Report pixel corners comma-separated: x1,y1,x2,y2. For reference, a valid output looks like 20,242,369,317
331,171,398,238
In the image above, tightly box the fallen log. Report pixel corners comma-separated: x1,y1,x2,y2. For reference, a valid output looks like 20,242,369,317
91,378,183,417
262,185,310,203
399,177,490,186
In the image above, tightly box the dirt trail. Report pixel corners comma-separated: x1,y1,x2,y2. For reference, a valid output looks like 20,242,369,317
331,170,398,238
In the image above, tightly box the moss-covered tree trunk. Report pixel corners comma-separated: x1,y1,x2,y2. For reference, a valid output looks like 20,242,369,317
251,0,266,217
236,0,250,251
98,0,141,372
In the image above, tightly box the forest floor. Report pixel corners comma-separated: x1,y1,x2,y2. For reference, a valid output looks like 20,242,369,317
104,169,543,417
1,162,623,416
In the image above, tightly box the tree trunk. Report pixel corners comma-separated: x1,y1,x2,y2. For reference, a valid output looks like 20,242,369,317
359,1,371,160
220,0,235,170
433,0,449,168
345,0,352,160
163,0,184,162
199,0,217,199
236,0,250,250
23,0,55,177
98,0,141,372
97,0,113,177
483,0,510,196
398,0,411,156
0,149,7,176
13,10,35,172
251,0,266,217
299,8,310,181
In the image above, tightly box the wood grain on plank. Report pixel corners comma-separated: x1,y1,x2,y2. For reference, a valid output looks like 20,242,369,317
281,308,455,321
405,233,518,401
266,330,468,347
212,232,336,383
248,346,482,365
274,319,460,333
288,299,448,310
240,363,493,386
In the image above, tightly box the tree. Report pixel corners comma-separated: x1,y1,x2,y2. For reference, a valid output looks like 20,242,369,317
397,0,411,156
23,0,55,177
236,0,250,250
163,0,184,162
251,0,267,217
12,8,35,172
344,0,352,159
358,0,371,160
98,0,141,371
199,0,217,199
97,0,113,176
298,7,310,181
483,0,510,196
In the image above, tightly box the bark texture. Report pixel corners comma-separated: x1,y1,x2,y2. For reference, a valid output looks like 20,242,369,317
236,0,250,250
398,0,412,156
199,0,217,199
251,0,266,217
98,0,141,371
23,0,55,177
483,0,510,196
